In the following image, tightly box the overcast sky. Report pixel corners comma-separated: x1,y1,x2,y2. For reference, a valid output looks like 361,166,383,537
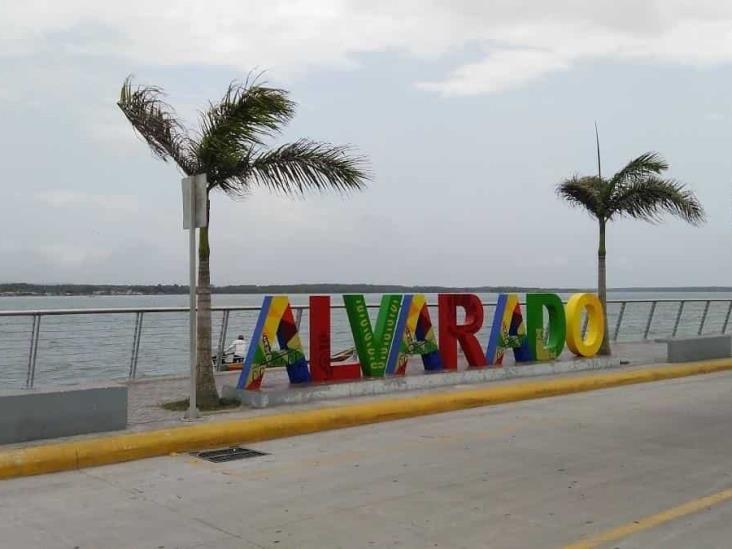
1,1,731,287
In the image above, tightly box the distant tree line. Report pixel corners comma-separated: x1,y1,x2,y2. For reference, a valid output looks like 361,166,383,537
1,282,729,297
0,283,188,295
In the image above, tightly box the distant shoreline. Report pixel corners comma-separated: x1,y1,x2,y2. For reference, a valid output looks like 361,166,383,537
2,283,732,297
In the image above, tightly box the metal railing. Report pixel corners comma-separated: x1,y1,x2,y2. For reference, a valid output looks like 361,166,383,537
1,298,731,388
608,299,732,341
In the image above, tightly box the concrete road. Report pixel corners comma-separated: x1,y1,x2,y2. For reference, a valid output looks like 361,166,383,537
3,372,732,549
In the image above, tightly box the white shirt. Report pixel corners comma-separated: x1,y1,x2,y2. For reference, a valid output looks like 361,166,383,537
226,338,247,357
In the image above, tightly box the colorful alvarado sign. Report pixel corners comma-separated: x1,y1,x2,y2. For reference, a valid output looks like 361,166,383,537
236,293,605,391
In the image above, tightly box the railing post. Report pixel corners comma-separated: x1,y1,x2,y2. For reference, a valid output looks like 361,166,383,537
25,314,41,388
722,301,732,334
133,312,144,379
613,302,626,341
128,312,143,380
25,314,37,388
643,302,657,340
672,301,685,337
215,310,230,371
698,300,711,336
295,307,303,330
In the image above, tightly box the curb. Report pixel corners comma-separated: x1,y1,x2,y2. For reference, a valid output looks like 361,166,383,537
2,358,732,480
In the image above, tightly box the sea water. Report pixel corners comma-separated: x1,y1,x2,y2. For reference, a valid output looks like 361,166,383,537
1,291,730,388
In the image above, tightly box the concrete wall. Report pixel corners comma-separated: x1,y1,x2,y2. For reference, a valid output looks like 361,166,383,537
667,335,732,363
223,354,621,408
0,385,127,444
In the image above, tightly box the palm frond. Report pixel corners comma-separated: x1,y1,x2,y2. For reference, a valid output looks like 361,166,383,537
610,152,668,187
556,176,605,220
117,76,196,174
609,176,705,224
220,139,369,197
197,75,295,179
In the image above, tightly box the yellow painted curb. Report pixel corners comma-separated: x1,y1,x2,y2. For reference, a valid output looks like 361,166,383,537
2,358,732,480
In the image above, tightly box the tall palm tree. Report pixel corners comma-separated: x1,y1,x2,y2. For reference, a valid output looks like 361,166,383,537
556,148,705,355
118,75,369,406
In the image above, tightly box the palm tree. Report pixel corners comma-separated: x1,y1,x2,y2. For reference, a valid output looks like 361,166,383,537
118,75,369,406
556,145,705,355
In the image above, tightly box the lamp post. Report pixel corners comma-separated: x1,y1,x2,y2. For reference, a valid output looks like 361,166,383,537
181,174,208,420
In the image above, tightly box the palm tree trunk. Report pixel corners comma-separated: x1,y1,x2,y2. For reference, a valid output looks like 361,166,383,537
195,197,219,407
598,218,611,355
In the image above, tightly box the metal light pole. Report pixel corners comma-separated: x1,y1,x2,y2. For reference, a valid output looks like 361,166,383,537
181,174,208,420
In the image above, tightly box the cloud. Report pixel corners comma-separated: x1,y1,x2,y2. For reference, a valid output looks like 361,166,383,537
3,1,732,95
83,108,146,152
34,191,139,213
418,49,571,95
36,243,112,268
705,112,725,121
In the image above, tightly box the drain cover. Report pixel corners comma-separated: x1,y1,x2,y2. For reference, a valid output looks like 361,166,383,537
195,447,268,463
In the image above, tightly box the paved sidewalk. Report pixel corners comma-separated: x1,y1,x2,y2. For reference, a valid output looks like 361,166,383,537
126,342,665,430
0,342,666,452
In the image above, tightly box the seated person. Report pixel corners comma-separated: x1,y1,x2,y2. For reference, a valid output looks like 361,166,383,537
224,335,247,363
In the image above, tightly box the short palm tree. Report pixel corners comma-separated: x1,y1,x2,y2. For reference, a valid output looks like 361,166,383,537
118,75,369,406
557,151,705,355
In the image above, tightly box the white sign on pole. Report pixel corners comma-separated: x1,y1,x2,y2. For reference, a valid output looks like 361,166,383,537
181,174,208,229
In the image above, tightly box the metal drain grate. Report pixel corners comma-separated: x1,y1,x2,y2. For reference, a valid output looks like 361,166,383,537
195,447,268,463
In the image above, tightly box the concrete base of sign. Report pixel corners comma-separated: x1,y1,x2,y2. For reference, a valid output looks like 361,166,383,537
666,334,732,363
222,355,622,408
0,384,127,444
